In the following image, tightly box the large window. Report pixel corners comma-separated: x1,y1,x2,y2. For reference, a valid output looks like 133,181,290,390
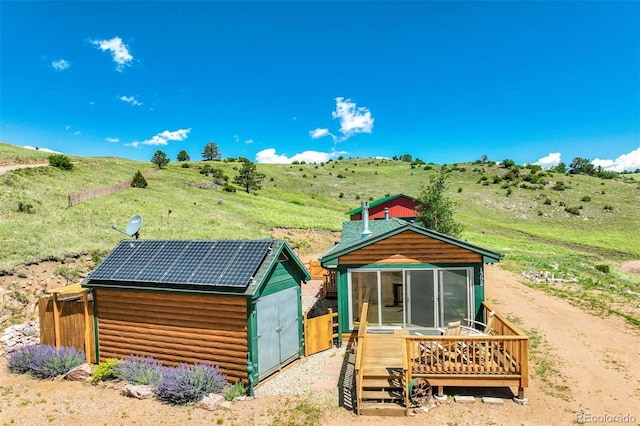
348,267,473,329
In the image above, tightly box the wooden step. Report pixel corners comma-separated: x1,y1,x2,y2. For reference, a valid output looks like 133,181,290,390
359,402,407,417
360,378,403,389
361,389,403,400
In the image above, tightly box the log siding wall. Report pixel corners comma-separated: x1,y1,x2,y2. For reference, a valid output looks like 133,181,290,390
339,231,482,265
95,289,249,381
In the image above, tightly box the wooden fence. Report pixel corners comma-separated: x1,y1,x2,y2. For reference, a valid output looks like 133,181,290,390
39,294,95,362
305,260,326,280
303,308,339,356
67,167,159,207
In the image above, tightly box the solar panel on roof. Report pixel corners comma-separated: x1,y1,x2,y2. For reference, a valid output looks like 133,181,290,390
189,240,272,287
136,240,188,282
162,240,216,283
88,239,273,291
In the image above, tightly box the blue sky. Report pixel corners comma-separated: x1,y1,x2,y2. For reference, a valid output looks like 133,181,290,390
1,1,639,171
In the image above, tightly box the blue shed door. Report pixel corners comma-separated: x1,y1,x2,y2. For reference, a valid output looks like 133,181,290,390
256,287,300,380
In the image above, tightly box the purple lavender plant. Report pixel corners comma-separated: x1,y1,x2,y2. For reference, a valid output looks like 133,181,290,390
29,345,85,378
7,345,85,378
7,345,36,374
156,363,227,405
114,355,163,386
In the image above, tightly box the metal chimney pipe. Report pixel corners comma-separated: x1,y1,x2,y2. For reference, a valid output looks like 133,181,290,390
361,202,372,239
384,207,390,220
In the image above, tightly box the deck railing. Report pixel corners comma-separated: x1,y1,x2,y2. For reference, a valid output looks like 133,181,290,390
403,301,529,399
354,301,368,415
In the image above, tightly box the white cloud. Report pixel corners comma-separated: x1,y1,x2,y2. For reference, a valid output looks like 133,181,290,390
332,97,374,139
52,59,70,71
73,131,81,136
23,145,62,154
245,139,254,144
125,141,140,148
534,152,562,169
233,135,240,143
592,147,640,172
106,137,119,143
310,97,374,142
255,148,344,164
120,95,143,106
309,128,331,139
91,37,133,71
65,125,70,131
138,128,191,146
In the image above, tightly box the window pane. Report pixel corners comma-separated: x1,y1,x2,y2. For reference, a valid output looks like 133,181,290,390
406,270,435,327
351,271,378,327
440,269,469,324
380,271,403,326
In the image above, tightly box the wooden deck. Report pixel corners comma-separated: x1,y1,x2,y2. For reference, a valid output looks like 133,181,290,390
354,301,529,416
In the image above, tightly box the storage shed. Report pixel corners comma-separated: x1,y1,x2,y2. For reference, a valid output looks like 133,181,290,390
82,239,310,385
347,193,421,221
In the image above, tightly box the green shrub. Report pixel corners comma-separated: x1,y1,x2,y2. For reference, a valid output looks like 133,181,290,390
336,174,346,179
131,170,148,188
506,188,512,197
17,201,35,214
48,154,73,171
564,206,581,215
543,197,552,205
603,204,614,211
93,358,123,383
559,201,567,207
339,192,344,198
581,195,591,202
199,165,224,178
457,187,463,193
181,163,190,168
223,183,236,193
224,381,247,401
553,181,567,191
595,264,610,273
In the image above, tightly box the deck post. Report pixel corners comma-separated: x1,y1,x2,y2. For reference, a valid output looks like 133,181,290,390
438,385,444,397
518,387,525,399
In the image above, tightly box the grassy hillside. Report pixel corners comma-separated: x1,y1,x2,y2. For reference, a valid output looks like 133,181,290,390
1,142,639,324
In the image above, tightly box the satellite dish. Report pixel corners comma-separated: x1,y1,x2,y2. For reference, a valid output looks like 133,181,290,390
112,214,143,239
125,215,143,239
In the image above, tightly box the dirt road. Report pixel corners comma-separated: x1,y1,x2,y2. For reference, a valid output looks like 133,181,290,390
485,264,640,424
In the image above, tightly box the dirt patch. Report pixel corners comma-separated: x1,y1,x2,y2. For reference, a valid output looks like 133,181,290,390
0,162,49,173
620,260,640,276
270,227,340,261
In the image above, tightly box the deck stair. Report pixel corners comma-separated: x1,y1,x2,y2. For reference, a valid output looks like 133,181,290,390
356,325,409,416
359,370,406,416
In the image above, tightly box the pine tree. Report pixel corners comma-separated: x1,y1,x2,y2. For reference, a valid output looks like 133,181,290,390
233,158,265,193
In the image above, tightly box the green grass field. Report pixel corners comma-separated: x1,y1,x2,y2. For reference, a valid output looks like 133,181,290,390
2,142,639,324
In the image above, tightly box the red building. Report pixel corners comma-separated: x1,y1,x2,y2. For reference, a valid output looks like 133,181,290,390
347,194,421,221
